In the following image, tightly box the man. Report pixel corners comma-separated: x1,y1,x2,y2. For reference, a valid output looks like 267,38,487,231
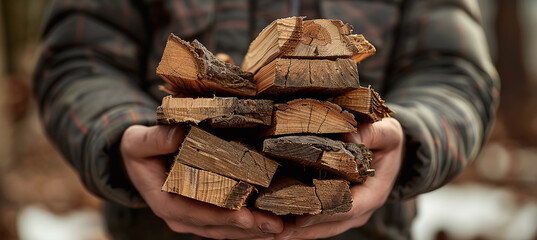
34,0,499,239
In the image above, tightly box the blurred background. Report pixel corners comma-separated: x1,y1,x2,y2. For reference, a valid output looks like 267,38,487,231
0,0,536,239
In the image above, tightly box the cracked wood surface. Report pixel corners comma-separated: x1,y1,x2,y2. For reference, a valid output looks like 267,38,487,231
254,58,360,98
242,17,376,74
262,99,357,136
157,96,273,127
313,179,353,215
176,126,279,187
254,177,352,215
157,34,256,97
162,162,255,210
263,135,375,183
329,87,394,123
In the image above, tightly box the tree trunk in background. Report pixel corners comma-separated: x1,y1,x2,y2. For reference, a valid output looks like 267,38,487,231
495,0,535,145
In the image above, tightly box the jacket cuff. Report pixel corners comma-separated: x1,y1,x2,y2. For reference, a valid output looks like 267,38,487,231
84,106,157,207
385,103,436,201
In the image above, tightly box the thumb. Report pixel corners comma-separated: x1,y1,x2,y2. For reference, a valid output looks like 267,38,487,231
342,118,402,151
121,124,186,158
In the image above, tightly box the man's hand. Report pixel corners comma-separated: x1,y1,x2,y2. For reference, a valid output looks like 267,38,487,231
275,118,404,239
120,125,283,239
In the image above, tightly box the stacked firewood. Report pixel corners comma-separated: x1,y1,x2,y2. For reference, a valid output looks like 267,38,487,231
155,17,393,215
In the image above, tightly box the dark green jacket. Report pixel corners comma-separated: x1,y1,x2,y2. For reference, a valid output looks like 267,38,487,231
34,0,499,239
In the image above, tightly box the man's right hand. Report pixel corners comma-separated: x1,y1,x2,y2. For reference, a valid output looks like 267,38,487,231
120,125,283,239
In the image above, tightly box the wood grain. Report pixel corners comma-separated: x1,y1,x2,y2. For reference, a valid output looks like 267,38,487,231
254,58,360,98
329,87,394,123
176,126,279,187
162,162,255,210
157,96,273,128
263,135,374,183
313,179,353,215
254,177,353,215
157,34,256,97
242,17,376,74
255,177,321,215
262,99,357,136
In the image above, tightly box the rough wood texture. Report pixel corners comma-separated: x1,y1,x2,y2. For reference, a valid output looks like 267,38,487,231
255,177,321,215
262,99,357,136
330,87,394,123
157,96,273,128
242,17,376,73
254,58,360,98
157,34,256,97
313,179,353,215
255,177,352,215
162,162,255,210
263,135,374,183
348,34,376,63
176,126,279,187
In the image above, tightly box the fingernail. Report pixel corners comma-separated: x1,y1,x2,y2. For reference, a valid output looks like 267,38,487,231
167,125,179,144
260,223,278,234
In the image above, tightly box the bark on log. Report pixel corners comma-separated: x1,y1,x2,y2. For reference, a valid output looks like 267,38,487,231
157,96,273,128
157,34,256,97
263,135,374,183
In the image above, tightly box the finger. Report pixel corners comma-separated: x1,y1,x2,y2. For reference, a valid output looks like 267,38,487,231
121,124,186,158
168,221,275,240
295,183,375,228
342,118,402,151
152,193,259,230
251,209,284,234
295,211,352,228
277,219,363,240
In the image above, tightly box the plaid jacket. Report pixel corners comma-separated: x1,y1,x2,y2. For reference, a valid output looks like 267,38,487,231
34,0,499,239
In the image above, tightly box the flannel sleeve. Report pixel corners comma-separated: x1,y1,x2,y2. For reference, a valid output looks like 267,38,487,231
384,0,500,200
33,0,156,207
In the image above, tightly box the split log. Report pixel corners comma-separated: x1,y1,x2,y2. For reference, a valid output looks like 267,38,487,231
254,177,352,215
262,99,357,136
157,96,273,128
254,58,360,98
176,126,279,187
242,17,376,73
255,177,321,215
162,162,255,210
263,135,374,183
329,87,394,123
157,34,256,97
313,179,353,215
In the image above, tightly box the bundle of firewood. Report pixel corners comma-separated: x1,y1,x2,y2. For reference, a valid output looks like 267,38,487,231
155,17,393,215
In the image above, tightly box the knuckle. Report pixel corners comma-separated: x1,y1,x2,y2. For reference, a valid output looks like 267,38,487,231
120,125,143,153
226,212,251,229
